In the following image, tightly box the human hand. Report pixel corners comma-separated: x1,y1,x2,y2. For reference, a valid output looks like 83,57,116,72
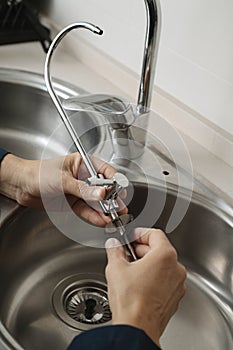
0,152,127,226
105,228,187,347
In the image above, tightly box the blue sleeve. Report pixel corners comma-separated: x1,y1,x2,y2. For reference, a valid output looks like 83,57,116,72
67,325,161,350
0,148,10,162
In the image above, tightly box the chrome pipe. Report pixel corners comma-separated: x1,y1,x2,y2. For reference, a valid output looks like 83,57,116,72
137,0,161,114
44,22,103,177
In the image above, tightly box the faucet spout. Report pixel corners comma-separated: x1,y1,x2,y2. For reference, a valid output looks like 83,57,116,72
137,0,161,114
60,1,161,160
44,22,103,177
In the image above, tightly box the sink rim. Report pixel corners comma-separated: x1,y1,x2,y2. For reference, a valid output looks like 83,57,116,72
0,67,84,99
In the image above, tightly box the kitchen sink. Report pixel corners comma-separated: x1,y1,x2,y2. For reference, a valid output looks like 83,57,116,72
0,183,232,350
0,68,232,350
0,68,105,160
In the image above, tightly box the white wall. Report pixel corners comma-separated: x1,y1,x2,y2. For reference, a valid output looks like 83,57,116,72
45,0,233,136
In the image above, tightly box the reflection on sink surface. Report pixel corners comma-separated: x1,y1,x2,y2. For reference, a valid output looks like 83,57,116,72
0,68,104,159
0,183,232,350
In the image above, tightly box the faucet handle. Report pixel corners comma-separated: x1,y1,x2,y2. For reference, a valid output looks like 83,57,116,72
63,93,135,128
63,93,129,114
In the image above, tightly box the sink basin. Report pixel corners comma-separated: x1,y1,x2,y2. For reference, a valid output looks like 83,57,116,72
0,68,232,350
0,183,232,350
0,68,105,159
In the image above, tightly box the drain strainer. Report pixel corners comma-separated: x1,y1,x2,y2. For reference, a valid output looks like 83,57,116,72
52,274,112,331
65,288,111,324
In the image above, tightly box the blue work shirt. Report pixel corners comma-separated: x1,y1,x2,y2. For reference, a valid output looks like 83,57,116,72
67,325,161,350
0,148,10,162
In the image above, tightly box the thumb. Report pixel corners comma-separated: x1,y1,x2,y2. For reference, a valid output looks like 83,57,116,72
105,238,127,264
63,177,106,201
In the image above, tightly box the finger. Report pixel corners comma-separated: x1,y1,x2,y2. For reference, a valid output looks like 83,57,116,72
134,243,151,258
72,200,111,226
17,193,44,209
77,182,128,213
89,156,116,179
116,196,128,215
63,176,107,201
63,152,82,178
105,238,128,265
119,188,127,199
177,262,187,283
65,153,128,203
79,155,116,180
133,227,170,248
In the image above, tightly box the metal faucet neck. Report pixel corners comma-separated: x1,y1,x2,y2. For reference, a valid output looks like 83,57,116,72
137,0,161,114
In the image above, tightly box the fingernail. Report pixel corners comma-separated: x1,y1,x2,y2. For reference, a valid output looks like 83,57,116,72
105,238,119,249
91,188,103,199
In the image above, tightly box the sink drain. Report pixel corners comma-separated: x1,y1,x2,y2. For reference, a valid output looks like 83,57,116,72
52,274,112,331
65,287,111,324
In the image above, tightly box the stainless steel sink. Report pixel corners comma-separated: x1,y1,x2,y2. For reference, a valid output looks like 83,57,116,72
0,68,105,160
0,183,232,350
0,68,232,350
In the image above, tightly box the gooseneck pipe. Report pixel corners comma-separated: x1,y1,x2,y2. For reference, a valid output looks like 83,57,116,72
44,22,103,178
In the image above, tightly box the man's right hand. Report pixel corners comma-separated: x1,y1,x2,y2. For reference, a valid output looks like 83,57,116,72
105,228,187,348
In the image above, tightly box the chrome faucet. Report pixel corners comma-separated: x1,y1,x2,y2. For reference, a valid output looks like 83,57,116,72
63,0,161,160
44,0,162,257
44,22,137,261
